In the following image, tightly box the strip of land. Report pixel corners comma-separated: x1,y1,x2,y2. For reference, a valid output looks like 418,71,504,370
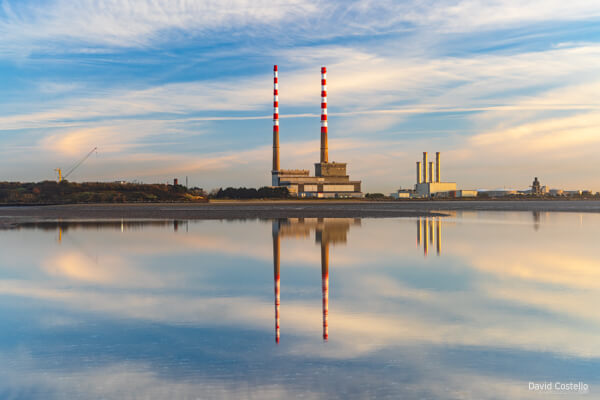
1,200,600,228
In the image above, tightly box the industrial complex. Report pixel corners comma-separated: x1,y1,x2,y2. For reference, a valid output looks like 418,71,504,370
270,66,362,198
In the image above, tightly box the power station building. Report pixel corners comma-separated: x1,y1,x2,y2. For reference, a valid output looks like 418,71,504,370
415,151,457,197
270,65,362,198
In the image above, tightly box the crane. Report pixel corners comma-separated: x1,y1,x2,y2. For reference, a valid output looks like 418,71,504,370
55,147,98,182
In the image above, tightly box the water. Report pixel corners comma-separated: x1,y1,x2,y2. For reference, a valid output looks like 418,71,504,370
0,212,598,399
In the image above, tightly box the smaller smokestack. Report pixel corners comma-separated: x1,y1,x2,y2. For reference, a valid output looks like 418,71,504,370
429,162,434,183
416,161,422,184
436,152,441,183
422,152,428,183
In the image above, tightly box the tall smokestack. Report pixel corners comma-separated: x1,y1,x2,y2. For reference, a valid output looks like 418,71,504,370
429,162,434,183
273,227,281,344
272,65,280,173
422,152,428,183
321,242,329,341
416,162,422,184
320,67,328,163
436,152,441,183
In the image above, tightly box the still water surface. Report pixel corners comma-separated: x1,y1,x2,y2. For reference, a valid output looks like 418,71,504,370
1,211,599,399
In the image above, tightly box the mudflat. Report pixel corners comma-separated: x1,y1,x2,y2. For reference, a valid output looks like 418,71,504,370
1,200,599,228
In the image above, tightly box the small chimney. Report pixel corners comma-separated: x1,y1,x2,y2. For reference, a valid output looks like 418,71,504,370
422,152,428,183
429,162,434,183
436,152,441,183
416,161,422,184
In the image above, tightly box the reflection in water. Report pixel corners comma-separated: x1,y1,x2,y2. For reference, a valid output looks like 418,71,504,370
2,214,600,399
272,218,360,342
417,217,443,256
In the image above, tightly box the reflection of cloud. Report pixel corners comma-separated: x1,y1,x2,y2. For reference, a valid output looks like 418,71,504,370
2,274,600,360
2,215,600,365
0,357,318,400
42,252,176,288
0,354,537,400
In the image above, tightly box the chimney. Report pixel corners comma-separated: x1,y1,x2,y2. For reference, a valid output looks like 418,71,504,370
272,65,280,173
320,67,328,163
422,152,428,183
429,162,434,183
436,152,441,183
416,161,422,184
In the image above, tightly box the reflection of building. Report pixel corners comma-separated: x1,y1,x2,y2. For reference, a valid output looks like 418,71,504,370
271,218,359,343
416,217,443,257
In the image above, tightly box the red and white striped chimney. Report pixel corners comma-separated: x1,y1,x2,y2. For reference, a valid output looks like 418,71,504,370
320,66,328,163
273,65,280,173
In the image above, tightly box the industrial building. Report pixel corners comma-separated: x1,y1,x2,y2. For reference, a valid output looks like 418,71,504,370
270,65,362,198
414,151,456,197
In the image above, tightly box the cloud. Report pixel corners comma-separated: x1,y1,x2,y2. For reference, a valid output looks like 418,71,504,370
0,0,320,53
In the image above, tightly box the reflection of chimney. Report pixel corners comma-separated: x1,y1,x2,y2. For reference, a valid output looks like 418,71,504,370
273,230,281,344
320,67,328,163
429,162,434,184
422,152,428,183
272,65,280,172
436,152,441,183
429,219,434,245
436,219,441,255
416,162,422,184
321,242,329,341
416,218,422,247
423,218,428,256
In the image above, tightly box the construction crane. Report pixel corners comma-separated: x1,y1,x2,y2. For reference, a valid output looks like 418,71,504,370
55,147,98,182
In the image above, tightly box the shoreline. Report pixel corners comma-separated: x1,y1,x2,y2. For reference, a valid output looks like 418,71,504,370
1,200,600,228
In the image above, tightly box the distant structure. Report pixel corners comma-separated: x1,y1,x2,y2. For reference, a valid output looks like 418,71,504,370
271,66,362,198
414,151,457,197
531,177,545,195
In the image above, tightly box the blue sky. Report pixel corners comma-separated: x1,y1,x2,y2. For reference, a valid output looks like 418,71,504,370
2,0,600,192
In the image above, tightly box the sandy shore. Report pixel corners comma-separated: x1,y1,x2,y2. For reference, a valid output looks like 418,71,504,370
1,200,599,228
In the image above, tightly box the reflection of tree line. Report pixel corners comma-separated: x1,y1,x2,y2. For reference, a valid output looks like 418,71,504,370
16,220,187,233
272,218,360,343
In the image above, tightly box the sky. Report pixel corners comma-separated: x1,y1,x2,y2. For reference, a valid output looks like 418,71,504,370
2,0,600,192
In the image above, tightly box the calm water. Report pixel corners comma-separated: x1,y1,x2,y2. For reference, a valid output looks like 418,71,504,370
1,212,599,399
